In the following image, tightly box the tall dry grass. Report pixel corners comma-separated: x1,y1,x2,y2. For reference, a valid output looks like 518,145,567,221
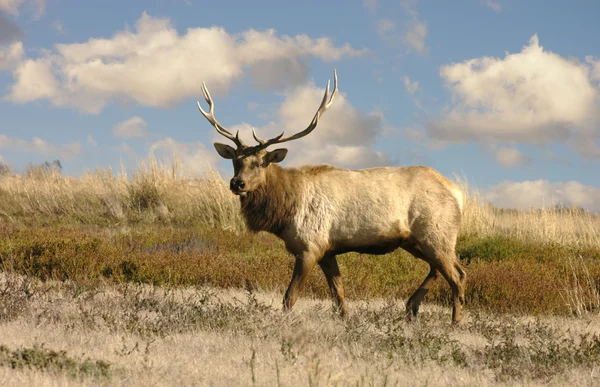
0,156,244,231
1,156,598,249
457,176,600,250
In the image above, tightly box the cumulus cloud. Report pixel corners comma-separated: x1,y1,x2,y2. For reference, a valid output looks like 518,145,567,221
220,80,390,169
0,0,24,15
0,134,80,160
150,137,219,177
586,56,600,81
0,15,23,71
0,40,23,70
5,12,366,114
0,14,23,43
403,20,427,53
0,0,44,18
112,116,148,139
494,147,532,168
483,180,600,212
427,35,600,160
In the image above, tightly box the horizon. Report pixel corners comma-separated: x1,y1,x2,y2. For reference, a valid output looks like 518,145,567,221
1,0,599,211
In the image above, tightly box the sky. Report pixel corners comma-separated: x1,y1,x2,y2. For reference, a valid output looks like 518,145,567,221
1,0,599,211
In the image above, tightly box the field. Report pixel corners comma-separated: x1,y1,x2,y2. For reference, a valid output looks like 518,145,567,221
0,158,599,386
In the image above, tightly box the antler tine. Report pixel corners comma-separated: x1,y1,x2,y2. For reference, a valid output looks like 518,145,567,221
252,127,285,146
252,69,338,149
196,82,244,147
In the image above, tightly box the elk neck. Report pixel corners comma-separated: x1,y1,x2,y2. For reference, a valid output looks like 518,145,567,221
239,164,299,236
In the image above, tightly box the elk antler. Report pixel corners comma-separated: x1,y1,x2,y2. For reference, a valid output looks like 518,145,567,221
197,83,244,147
252,69,338,149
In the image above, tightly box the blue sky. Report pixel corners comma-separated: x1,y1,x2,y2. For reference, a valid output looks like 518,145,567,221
1,0,599,210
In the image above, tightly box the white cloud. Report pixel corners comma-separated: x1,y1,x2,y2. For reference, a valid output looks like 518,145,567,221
586,56,600,81
0,134,80,160
0,0,44,18
427,35,600,159
5,12,366,114
376,17,427,54
481,0,501,12
289,144,390,169
112,116,148,139
0,14,23,43
221,81,390,169
150,137,219,177
0,41,23,70
0,0,24,15
483,180,600,212
494,146,532,168
403,20,427,53
402,75,419,95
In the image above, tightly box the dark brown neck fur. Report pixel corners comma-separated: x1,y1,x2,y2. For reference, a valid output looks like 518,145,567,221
240,164,298,236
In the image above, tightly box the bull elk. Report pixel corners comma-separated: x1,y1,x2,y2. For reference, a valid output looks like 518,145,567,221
197,70,467,324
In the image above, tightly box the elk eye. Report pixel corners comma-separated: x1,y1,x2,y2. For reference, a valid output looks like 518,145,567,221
252,161,261,168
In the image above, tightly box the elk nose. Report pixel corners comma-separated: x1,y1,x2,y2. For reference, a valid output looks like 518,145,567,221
230,177,245,191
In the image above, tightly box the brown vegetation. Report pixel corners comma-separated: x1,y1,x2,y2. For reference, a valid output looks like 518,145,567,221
0,157,599,384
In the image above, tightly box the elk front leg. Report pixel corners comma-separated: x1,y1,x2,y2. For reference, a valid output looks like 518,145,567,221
318,254,347,317
283,252,318,312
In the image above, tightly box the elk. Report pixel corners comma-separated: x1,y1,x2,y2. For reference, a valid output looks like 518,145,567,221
197,70,467,324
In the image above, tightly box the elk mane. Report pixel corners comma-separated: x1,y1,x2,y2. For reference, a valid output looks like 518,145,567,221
240,165,299,235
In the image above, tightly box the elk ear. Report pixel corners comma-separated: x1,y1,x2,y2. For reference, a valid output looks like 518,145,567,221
265,148,288,165
214,143,236,159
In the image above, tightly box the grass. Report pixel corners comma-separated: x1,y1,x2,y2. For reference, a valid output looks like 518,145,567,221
0,222,599,315
0,272,599,385
0,157,600,384
0,344,111,380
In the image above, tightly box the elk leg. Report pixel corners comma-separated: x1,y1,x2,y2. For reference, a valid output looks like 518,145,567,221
283,253,317,312
318,254,347,317
405,265,438,320
435,256,467,324
400,241,438,320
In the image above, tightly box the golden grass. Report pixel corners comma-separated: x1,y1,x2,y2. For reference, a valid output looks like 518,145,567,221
0,156,244,231
1,272,599,386
457,176,600,250
1,158,600,384
1,156,598,249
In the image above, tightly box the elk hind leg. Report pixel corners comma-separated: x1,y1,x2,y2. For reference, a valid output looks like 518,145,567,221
402,242,439,320
318,254,347,317
433,253,466,324
405,265,438,321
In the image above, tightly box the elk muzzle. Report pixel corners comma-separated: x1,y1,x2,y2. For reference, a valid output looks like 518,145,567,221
230,177,246,194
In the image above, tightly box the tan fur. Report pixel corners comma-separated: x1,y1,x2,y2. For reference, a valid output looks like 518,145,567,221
200,70,465,323
233,160,466,324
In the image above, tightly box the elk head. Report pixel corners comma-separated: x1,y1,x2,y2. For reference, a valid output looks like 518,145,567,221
197,70,338,196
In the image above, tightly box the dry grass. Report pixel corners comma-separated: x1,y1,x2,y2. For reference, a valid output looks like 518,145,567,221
1,157,600,385
0,222,598,315
0,157,244,231
0,157,598,249
0,272,599,386
456,176,600,250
